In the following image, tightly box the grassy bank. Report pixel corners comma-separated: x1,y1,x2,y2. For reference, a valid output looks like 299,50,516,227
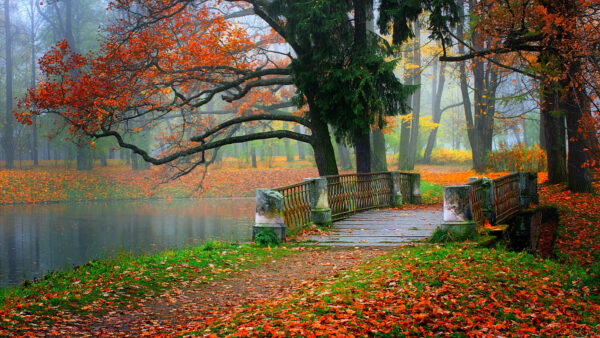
205,244,600,336
0,242,298,334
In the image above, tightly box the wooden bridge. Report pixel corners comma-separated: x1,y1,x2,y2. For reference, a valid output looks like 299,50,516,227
253,171,539,246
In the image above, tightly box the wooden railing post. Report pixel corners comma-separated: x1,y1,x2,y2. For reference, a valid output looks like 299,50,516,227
441,185,476,234
305,177,332,226
253,189,286,242
390,172,404,208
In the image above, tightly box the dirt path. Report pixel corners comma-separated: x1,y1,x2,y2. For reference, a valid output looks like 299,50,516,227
47,246,389,337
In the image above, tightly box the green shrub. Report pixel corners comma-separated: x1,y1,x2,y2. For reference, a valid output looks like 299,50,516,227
429,226,480,243
254,228,280,247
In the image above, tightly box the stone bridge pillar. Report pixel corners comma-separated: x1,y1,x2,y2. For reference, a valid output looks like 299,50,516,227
410,173,422,204
305,177,332,226
390,172,403,208
253,189,286,242
441,185,475,235
519,172,539,208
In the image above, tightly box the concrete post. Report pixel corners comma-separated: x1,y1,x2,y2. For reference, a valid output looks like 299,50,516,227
441,185,476,235
305,177,332,226
518,172,539,208
253,189,286,242
390,172,403,208
410,173,422,204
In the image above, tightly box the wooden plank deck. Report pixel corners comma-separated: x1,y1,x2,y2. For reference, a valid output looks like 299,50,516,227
306,208,442,246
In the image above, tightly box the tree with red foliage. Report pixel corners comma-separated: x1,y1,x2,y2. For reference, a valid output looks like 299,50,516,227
17,1,328,176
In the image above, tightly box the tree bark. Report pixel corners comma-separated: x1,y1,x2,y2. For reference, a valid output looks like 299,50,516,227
398,48,413,170
371,127,387,171
3,0,15,169
307,98,339,176
355,131,371,173
563,78,593,192
337,141,352,170
423,62,446,164
352,0,372,174
407,19,421,170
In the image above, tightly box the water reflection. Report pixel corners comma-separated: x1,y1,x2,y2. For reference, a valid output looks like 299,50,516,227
0,198,254,287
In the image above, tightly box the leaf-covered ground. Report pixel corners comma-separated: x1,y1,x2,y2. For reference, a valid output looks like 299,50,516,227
0,242,297,336
204,245,600,337
0,164,320,204
539,180,600,267
0,245,386,336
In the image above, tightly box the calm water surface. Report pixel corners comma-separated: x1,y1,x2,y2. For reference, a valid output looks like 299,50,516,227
0,198,254,287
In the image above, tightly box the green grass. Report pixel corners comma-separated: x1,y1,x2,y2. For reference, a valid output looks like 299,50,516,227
420,180,444,204
207,244,600,336
428,226,480,243
0,241,296,332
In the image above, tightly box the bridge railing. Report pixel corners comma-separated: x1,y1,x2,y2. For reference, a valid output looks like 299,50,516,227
325,172,393,221
273,181,312,233
466,179,485,225
442,172,538,229
493,173,520,224
253,171,422,240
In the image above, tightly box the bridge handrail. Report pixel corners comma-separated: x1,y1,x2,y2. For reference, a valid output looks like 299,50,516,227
466,179,485,225
268,171,421,232
324,172,392,221
493,173,521,224
442,172,538,228
273,181,312,233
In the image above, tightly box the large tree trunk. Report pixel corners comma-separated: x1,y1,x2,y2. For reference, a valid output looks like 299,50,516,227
352,0,372,174
423,62,446,164
563,79,593,192
467,0,496,173
407,19,421,170
307,98,339,176
471,55,487,172
371,127,387,171
541,84,567,183
3,0,15,169
355,131,371,174
336,141,352,170
398,49,414,170
332,126,353,170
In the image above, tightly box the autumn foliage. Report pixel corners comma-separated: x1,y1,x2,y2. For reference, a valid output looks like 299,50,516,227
0,163,319,205
16,0,260,163
488,144,547,172
203,245,599,336
540,179,600,266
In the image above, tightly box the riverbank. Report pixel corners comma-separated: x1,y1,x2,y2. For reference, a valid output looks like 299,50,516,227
0,241,299,335
1,242,598,336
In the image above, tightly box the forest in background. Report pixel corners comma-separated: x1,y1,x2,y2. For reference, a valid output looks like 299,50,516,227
0,0,553,185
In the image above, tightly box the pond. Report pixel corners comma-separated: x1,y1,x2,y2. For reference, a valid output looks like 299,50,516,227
0,198,254,288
